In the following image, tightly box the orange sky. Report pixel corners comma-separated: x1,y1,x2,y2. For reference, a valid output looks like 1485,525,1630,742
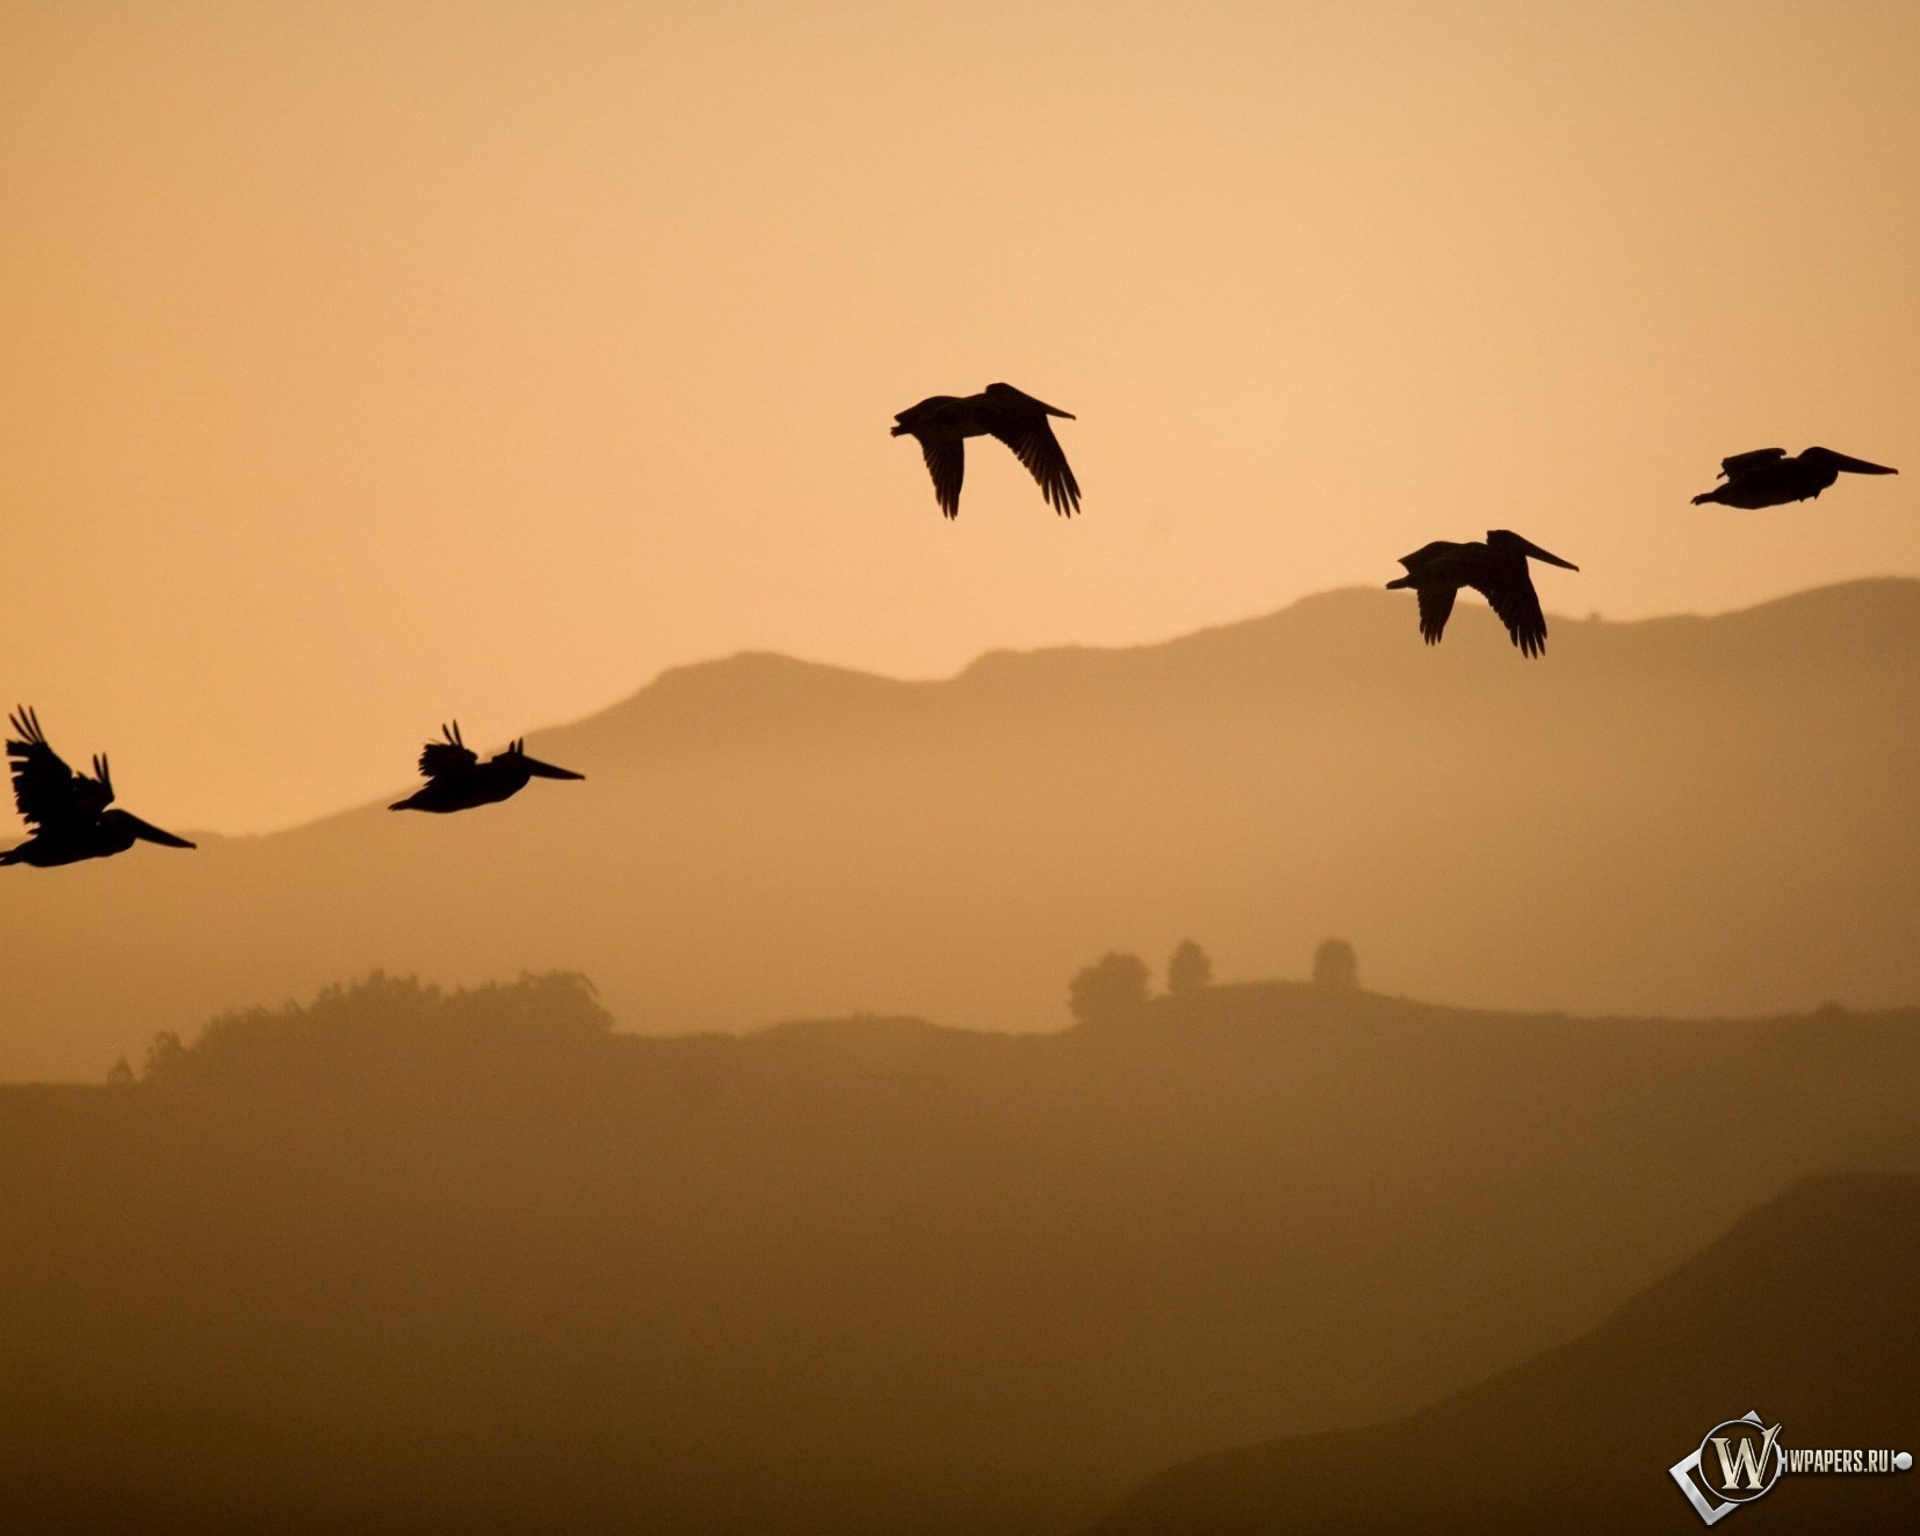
2,0,1916,835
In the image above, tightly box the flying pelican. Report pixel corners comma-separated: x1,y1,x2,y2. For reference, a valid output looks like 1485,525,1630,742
389,722,583,814
1,707,195,867
892,382,1081,518
1386,531,1579,658
1691,447,1897,509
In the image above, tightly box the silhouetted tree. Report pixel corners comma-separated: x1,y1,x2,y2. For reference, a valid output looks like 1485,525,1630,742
1069,952,1151,1026
105,1057,134,1087
139,972,614,1089
1313,938,1359,993
1167,940,1212,995
142,1031,185,1081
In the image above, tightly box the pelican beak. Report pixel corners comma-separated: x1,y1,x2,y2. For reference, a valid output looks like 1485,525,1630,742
1521,540,1579,571
522,757,584,781
1037,400,1075,419
126,815,196,849
1820,451,1898,475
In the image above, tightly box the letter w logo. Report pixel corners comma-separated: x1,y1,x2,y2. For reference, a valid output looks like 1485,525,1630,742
1711,1425,1781,1491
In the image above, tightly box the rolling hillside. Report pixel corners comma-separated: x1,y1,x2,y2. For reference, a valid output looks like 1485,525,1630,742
5,579,1920,1080
0,973,1916,1533
1093,1172,1920,1535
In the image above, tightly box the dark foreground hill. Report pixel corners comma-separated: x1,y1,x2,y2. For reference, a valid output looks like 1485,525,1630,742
1,974,1917,1534
8,578,1920,1080
1093,1173,1920,1536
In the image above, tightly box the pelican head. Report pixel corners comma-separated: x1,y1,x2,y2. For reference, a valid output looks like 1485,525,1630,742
1486,530,1579,570
1802,447,1898,476
500,740,584,781
101,809,196,849
986,382,1074,418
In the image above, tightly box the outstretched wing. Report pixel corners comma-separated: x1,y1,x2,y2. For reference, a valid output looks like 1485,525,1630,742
1415,585,1457,645
6,706,113,829
1467,568,1549,658
1719,447,1787,480
987,414,1081,516
915,434,965,519
418,722,477,781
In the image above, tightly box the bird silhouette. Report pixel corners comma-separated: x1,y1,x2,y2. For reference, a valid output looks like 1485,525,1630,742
1691,447,1896,509
1386,531,1579,658
892,383,1081,518
389,722,584,814
1,707,196,866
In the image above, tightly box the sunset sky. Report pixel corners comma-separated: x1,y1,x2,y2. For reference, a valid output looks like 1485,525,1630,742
3,0,1916,834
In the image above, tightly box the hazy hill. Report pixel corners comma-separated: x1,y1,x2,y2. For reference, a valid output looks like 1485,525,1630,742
7,578,1920,1080
1092,1173,1920,1535
1,972,1916,1534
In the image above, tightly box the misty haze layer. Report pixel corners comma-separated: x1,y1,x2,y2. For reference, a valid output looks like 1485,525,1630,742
3,580,1919,1082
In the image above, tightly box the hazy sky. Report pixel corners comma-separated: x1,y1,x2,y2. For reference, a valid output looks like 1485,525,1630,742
3,0,1916,834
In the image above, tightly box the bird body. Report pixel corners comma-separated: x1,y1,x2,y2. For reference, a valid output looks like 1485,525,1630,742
1691,446,1896,509
1,707,195,867
892,382,1081,518
1386,530,1579,658
389,723,583,814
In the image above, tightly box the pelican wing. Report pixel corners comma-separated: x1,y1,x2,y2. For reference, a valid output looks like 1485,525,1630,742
1719,447,1787,480
915,434,965,519
987,415,1081,516
1415,585,1457,645
1467,567,1549,658
418,723,477,781
6,707,113,830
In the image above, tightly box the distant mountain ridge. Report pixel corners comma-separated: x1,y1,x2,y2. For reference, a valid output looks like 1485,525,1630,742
5,577,1920,1080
